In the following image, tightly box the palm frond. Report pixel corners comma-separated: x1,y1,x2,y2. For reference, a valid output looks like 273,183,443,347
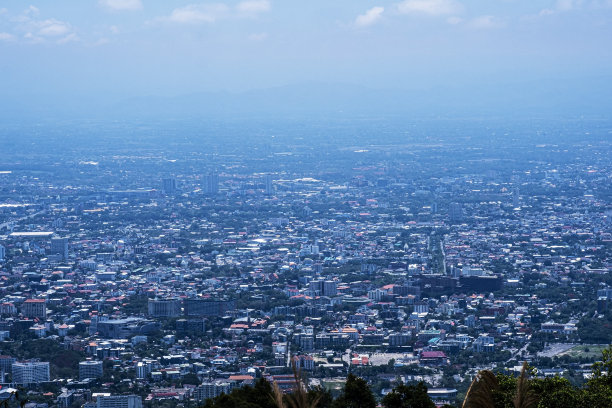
272,380,286,408
462,370,498,408
513,362,538,408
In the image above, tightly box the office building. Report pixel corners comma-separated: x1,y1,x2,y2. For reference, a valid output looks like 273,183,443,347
12,361,50,385
0,244,5,261
449,203,464,222
79,360,103,380
194,382,233,401
183,299,234,317
21,299,46,319
162,178,177,194
513,186,520,207
96,395,142,408
50,237,69,260
264,174,273,195
148,299,181,318
203,173,219,195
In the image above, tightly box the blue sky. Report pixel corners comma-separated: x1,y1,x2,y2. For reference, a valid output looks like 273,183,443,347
0,0,611,111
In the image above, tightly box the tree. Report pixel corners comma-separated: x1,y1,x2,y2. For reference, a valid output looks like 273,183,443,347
381,382,435,408
582,345,612,408
332,374,376,408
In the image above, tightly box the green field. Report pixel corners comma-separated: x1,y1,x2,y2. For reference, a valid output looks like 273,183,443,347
559,345,607,359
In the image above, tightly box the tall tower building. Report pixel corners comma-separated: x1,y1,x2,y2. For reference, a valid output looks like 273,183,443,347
264,174,273,195
204,173,219,195
50,237,69,260
162,178,177,194
512,186,520,207
449,203,464,222
0,244,5,261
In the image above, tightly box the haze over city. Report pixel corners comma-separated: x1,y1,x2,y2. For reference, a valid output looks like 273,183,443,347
0,1,611,408
1,0,612,118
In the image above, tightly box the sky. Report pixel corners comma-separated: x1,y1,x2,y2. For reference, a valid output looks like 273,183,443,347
0,0,611,117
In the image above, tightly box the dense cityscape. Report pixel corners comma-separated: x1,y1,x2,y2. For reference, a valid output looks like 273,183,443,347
0,118,610,407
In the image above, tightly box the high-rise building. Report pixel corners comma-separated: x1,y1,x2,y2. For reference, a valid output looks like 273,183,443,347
194,382,233,401
323,280,337,297
12,361,50,385
50,237,69,260
183,299,235,317
512,186,520,207
204,173,219,195
135,361,152,379
162,178,177,194
147,299,181,318
0,244,5,261
264,174,273,195
449,203,464,222
96,395,142,408
21,299,46,319
79,360,103,380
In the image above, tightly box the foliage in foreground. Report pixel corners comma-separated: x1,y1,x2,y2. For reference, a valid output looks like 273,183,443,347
202,346,612,408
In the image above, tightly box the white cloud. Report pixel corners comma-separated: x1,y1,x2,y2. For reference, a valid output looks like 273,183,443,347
0,32,14,41
25,5,40,16
37,19,72,37
539,0,586,15
7,8,78,44
248,32,268,41
556,0,584,11
159,4,230,24
467,15,505,29
57,32,80,44
446,16,462,24
0,8,9,16
99,0,143,11
236,0,270,14
157,2,269,24
355,6,384,27
397,0,461,15
110,25,120,34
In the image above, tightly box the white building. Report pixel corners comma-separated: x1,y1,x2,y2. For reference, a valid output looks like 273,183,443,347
12,362,50,385
194,382,233,401
97,395,142,408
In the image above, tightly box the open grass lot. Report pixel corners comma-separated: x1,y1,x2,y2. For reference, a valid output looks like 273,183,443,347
559,345,607,359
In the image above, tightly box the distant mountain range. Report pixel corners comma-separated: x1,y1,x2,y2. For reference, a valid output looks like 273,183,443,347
3,77,611,121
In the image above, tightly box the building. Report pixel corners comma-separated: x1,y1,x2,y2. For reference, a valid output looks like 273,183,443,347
428,388,458,406
96,395,142,408
419,351,449,366
264,174,273,195
323,280,337,297
12,361,50,385
96,318,160,339
204,173,219,195
0,356,15,375
292,355,314,371
135,361,153,379
512,186,520,207
183,299,235,317
0,244,5,261
193,382,233,401
449,203,464,222
21,299,46,319
50,237,69,260
162,178,177,194
79,360,103,380
147,299,181,318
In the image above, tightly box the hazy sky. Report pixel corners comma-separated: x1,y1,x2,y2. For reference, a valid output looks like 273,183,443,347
1,0,611,103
